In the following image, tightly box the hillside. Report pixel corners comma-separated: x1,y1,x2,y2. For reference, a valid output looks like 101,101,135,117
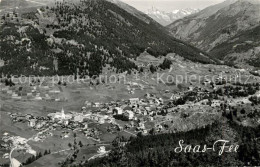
85,120,260,166
167,0,260,68
168,0,260,51
209,25,260,68
0,0,215,76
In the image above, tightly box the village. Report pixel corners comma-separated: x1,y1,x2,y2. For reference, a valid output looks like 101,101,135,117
1,59,260,166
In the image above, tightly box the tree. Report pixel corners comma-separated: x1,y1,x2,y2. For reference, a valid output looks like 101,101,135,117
159,58,172,70
149,128,155,135
44,150,48,155
240,108,246,114
137,132,143,137
139,67,144,73
78,141,83,147
150,65,157,73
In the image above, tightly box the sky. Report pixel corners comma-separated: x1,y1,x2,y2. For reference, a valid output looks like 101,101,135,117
120,0,226,12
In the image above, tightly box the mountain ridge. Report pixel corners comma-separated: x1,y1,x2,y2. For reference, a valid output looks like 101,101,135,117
167,0,260,68
0,0,215,76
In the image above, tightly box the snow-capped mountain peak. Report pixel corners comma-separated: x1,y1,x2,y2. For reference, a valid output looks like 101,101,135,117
146,7,200,26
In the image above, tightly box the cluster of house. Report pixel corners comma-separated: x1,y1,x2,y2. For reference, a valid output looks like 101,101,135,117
126,81,145,94
82,93,168,134
0,85,66,101
85,93,164,119
1,134,36,157
8,107,120,140
1,11,19,23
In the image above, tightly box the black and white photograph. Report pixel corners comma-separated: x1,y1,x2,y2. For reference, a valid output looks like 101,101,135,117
0,0,260,166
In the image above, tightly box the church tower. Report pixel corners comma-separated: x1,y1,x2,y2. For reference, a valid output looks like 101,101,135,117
61,107,65,119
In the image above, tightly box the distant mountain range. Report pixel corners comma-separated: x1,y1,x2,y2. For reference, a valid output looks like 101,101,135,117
167,0,260,68
0,0,215,76
146,7,200,26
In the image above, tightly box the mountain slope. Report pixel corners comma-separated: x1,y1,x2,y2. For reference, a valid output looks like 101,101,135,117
209,25,260,68
0,0,215,76
168,0,260,51
107,0,152,24
167,0,260,68
86,120,260,166
146,7,200,26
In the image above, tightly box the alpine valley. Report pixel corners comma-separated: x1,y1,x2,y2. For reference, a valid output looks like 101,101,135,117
168,0,260,68
0,0,260,167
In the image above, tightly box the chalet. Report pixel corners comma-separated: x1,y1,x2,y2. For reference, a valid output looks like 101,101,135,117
35,96,42,100
84,101,92,107
113,107,123,115
170,94,181,100
49,89,60,94
93,102,101,108
165,90,170,93
2,153,9,159
137,122,145,130
129,98,139,105
35,121,46,129
256,91,260,97
125,110,134,120
74,115,84,122
98,117,105,124
142,129,148,134
28,119,37,127
97,146,106,154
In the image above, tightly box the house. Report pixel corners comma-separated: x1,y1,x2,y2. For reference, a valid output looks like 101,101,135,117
138,122,145,130
7,90,13,94
256,91,260,98
170,94,181,100
63,119,69,125
28,119,37,127
91,102,101,108
74,115,84,122
85,101,92,107
25,114,33,120
113,107,123,115
35,121,46,129
165,90,170,93
143,110,148,116
2,153,9,159
145,107,151,111
125,110,134,120
27,93,33,96
35,96,42,100
129,98,139,105
156,124,163,131
98,117,105,124
211,100,221,107
97,146,106,154
49,89,60,94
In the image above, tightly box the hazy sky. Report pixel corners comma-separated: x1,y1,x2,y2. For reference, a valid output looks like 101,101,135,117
120,0,226,12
